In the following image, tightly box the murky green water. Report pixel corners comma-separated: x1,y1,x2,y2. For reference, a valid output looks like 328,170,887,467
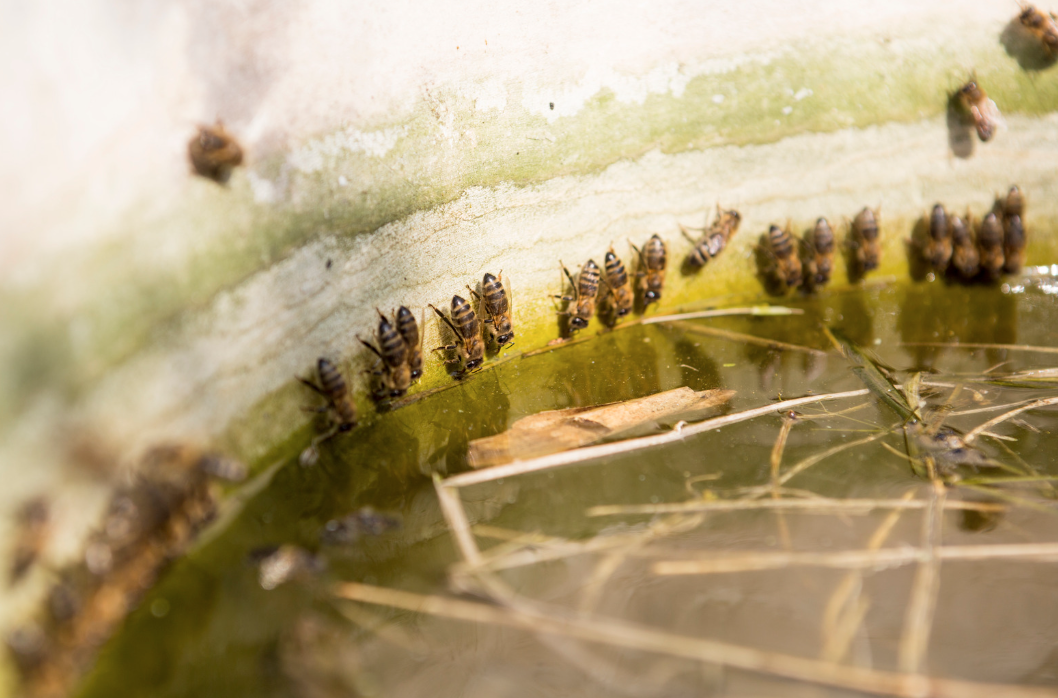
77,277,1058,697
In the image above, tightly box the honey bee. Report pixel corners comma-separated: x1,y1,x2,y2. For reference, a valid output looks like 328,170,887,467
430,295,485,373
949,212,980,280
601,247,635,321
1018,4,1058,56
188,121,244,183
924,203,953,274
320,507,402,545
9,498,49,585
396,306,424,381
757,222,802,294
554,260,600,331
297,358,358,441
977,212,1006,280
469,273,515,349
956,79,1002,142
359,310,411,398
800,217,835,292
251,545,326,590
847,207,881,278
630,234,667,308
681,205,742,269
1003,214,1027,274
999,184,1026,220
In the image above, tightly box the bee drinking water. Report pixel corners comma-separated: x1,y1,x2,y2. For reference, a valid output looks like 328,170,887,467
800,217,835,292
430,295,485,375
977,212,1006,280
601,247,635,323
396,306,424,382
681,205,741,269
847,207,881,279
630,234,667,309
359,310,412,399
949,212,980,280
554,260,600,332
297,358,357,465
924,203,953,274
470,273,515,349
756,221,803,295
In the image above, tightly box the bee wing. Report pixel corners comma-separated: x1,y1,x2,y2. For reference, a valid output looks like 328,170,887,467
505,272,515,317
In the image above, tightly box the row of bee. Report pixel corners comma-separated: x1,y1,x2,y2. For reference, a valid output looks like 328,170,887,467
6,446,249,693
911,185,1027,283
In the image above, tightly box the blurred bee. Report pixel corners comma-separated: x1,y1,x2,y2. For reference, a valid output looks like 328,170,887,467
998,184,1026,220
630,234,667,308
250,545,326,590
297,359,358,465
800,217,835,292
756,222,802,294
9,497,49,585
949,212,980,280
188,121,244,183
601,247,635,322
681,205,742,269
430,295,485,374
359,310,411,399
956,79,1002,142
396,306,424,382
1018,4,1058,56
320,507,402,545
469,272,515,349
1003,214,1027,274
554,260,600,331
847,207,881,278
924,203,953,274
977,212,1006,280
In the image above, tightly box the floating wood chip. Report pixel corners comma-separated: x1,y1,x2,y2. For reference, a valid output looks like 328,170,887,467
468,387,734,469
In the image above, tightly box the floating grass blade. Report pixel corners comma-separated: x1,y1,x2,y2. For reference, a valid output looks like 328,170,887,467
823,326,918,423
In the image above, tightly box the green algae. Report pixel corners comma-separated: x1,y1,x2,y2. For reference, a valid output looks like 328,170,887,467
69,278,1058,697
4,17,1058,448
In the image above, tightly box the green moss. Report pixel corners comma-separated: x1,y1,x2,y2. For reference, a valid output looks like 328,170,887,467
4,19,1058,439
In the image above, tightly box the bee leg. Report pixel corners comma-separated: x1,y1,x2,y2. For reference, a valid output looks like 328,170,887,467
296,376,328,397
300,404,330,414
432,343,459,353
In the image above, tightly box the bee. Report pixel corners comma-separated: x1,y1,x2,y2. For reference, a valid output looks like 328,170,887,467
396,306,424,382
681,205,742,269
469,273,515,349
430,295,485,373
757,222,802,294
999,184,1026,220
359,310,411,398
9,497,49,585
630,234,667,308
949,212,980,280
1018,4,1058,56
297,358,358,436
924,203,953,274
800,217,835,292
1003,215,1027,274
977,212,1006,280
250,545,326,590
956,79,1002,142
847,207,881,277
601,247,635,321
554,260,600,331
320,507,402,545
188,121,244,183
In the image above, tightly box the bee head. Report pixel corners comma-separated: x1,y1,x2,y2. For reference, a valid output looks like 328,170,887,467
570,317,589,330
